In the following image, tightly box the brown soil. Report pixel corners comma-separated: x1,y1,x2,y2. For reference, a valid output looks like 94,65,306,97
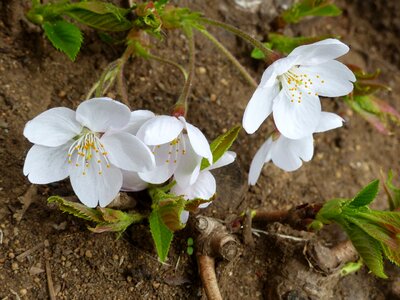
1,0,400,299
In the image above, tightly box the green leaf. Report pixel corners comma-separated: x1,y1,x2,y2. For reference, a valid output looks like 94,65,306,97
48,196,103,222
315,198,346,223
340,259,363,276
385,170,400,210
200,125,241,170
282,0,342,24
343,224,387,278
187,246,194,255
349,179,379,207
187,237,194,246
64,2,132,32
42,20,83,61
381,242,400,267
158,197,186,232
251,42,271,60
149,209,173,262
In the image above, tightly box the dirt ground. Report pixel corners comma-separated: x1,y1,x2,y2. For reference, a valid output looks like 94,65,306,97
1,0,400,299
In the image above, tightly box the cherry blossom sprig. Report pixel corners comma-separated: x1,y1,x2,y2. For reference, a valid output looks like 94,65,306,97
243,39,355,182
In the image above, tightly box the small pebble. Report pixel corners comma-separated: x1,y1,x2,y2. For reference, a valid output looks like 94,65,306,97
197,67,207,75
112,254,119,261
11,262,19,270
8,252,15,259
220,78,229,86
210,94,217,102
152,281,160,289
85,250,93,258
20,289,27,296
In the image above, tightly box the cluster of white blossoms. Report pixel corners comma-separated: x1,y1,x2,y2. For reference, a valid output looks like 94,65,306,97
23,98,234,208
242,39,356,184
23,38,356,209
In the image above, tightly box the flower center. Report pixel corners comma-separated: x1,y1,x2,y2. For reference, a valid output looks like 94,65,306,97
67,129,110,175
279,66,324,104
152,133,187,165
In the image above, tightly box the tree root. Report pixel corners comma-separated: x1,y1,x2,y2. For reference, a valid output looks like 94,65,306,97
195,216,241,299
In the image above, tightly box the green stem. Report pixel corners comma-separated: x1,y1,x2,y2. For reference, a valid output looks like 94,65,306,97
199,18,276,62
198,29,257,88
147,54,188,80
175,27,195,116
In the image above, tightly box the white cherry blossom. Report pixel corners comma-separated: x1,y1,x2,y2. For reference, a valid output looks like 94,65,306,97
243,39,355,139
248,112,344,185
136,115,213,187
171,151,236,223
23,98,156,207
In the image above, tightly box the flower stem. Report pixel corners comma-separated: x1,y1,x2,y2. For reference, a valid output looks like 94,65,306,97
173,27,195,117
199,17,277,63
198,29,257,88
147,54,188,80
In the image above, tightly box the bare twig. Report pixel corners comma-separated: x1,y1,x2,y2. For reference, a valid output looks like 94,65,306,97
197,255,222,300
16,241,44,262
243,209,255,247
0,229,3,245
46,260,57,300
252,228,309,242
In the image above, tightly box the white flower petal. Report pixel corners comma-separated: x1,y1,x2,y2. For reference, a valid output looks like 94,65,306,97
242,82,279,134
180,211,190,224
174,136,202,187
136,115,183,145
292,135,314,162
76,98,131,132
207,151,236,171
24,107,82,147
273,89,321,139
271,136,303,172
180,117,212,163
101,132,155,172
248,137,273,185
138,163,175,184
299,60,355,97
121,170,148,192
123,110,156,135
172,170,216,200
315,112,344,133
268,56,299,76
23,144,70,184
69,158,122,207
289,39,350,65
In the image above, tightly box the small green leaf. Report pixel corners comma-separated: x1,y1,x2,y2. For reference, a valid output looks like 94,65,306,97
186,246,194,255
158,197,186,232
349,179,379,207
381,242,400,267
42,20,83,61
344,224,387,278
48,196,103,222
64,2,132,32
282,0,342,24
187,237,194,246
315,198,346,223
149,209,173,262
251,42,271,60
200,125,241,170
385,170,400,210
340,259,363,276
